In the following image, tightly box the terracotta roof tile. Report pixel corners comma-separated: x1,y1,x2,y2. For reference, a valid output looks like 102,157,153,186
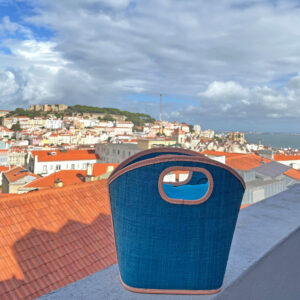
0,180,116,299
284,168,300,181
92,163,118,177
201,150,244,158
24,170,87,189
274,154,300,161
3,167,40,183
226,154,271,171
31,149,99,162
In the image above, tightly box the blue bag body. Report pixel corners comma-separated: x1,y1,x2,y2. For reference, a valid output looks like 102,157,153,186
108,148,245,294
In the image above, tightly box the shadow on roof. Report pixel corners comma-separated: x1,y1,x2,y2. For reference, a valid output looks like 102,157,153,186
0,213,116,300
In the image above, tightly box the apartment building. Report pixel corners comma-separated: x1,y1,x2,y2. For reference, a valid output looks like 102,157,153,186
96,143,140,163
8,147,27,166
2,166,40,194
25,149,100,176
96,139,178,163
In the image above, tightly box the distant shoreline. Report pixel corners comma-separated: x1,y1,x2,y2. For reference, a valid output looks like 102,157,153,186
245,133,300,150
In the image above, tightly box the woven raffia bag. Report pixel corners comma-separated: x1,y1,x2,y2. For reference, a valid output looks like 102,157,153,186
108,148,245,294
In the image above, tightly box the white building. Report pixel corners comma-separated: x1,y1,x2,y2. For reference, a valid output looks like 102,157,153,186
201,129,215,139
77,118,99,128
274,154,300,169
193,124,201,134
46,119,63,129
0,127,14,139
25,149,100,176
115,121,134,129
3,117,31,129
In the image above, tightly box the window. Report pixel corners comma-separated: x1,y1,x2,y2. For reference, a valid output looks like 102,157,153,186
83,163,87,169
56,164,61,170
50,165,53,170
71,164,75,170
42,165,47,173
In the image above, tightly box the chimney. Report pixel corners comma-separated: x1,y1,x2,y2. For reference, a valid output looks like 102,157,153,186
54,178,63,188
85,163,93,182
106,165,115,173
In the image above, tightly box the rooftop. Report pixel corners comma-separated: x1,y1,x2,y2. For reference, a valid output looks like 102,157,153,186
39,184,300,300
274,154,300,161
0,180,116,299
23,170,87,189
23,164,118,189
31,149,99,162
285,168,300,181
201,150,243,158
226,153,271,171
3,167,40,183
252,161,291,178
0,170,299,299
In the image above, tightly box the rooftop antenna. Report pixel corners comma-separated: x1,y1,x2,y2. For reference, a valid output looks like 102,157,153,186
159,94,162,122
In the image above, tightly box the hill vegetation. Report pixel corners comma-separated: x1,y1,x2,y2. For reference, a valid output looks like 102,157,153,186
7,105,156,126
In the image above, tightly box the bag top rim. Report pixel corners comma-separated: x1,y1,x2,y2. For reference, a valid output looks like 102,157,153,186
108,153,246,189
110,147,203,178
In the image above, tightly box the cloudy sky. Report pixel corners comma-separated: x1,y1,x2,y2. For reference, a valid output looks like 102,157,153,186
1,0,300,132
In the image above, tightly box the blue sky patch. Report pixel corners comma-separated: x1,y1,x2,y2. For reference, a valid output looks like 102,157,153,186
0,0,55,41
0,46,12,55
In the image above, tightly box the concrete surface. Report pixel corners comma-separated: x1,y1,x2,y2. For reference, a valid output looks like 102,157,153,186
39,184,300,300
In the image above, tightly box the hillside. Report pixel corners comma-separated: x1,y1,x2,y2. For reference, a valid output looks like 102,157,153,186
7,105,156,126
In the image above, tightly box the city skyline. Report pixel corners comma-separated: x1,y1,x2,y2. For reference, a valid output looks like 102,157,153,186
1,0,300,131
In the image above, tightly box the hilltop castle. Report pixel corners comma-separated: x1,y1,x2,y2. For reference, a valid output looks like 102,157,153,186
27,104,68,112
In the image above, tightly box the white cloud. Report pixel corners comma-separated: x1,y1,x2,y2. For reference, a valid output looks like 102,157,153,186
0,16,32,38
0,70,18,102
1,0,300,130
199,81,249,101
171,74,300,129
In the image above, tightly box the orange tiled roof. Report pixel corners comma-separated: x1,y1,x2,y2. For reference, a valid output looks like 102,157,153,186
226,154,271,171
92,163,118,177
23,164,118,189
0,166,9,172
201,150,243,158
3,167,40,183
0,180,116,299
284,168,300,181
31,149,99,162
24,170,87,189
274,154,300,161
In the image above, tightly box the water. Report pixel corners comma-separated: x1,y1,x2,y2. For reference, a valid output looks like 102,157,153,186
245,133,300,150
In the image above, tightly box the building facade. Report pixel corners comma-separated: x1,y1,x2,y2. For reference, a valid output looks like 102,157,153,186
25,149,100,176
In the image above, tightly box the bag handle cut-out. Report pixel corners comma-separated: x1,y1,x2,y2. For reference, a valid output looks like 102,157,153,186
158,166,214,205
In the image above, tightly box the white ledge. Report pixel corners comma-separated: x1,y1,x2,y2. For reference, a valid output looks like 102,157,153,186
40,184,300,300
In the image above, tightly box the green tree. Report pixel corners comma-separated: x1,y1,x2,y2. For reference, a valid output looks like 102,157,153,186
11,121,22,131
102,114,115,121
